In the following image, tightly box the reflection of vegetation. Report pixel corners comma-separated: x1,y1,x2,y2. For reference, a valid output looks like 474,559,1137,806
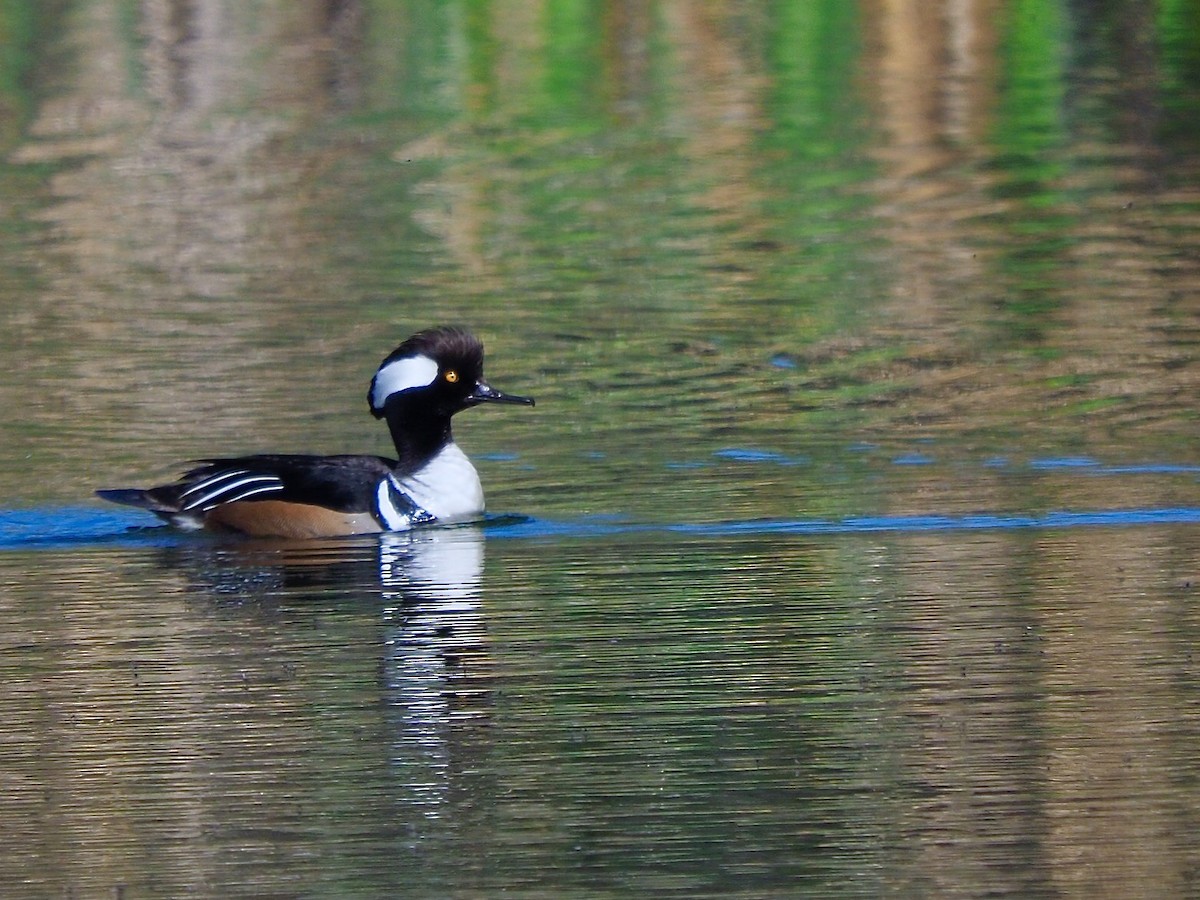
0,0,68,146
318,2,896,523
988,0,1072,348
765,0,865,160
349,0,881,352
0,1,35,145
1,0,1197,518
759,0,880,339
1159,0,1200,144
996,0,1068,156
309,0,1200,521
541,0,605,122
0,2,69,282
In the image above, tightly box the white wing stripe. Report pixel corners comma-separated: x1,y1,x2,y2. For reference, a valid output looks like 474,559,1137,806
180,469,257,498
209,482,282,505
181,473,283,510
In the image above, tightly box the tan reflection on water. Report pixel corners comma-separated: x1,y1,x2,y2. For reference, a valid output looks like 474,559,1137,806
0,528,492,896
1,4,1199,891
4,0,1196,500
1036,529,1198,897
1,521,1198,894
14,0,356,299
873,525,1200,896
860,0,1200,442
6,1,374,497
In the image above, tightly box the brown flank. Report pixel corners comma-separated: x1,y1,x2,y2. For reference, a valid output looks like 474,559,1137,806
204,500,381,539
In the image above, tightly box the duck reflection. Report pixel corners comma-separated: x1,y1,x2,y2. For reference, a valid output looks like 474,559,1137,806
378,527,490,816
161,525,492,821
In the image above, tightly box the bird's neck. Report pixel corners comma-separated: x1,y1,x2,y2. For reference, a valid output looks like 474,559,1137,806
385,410,454,473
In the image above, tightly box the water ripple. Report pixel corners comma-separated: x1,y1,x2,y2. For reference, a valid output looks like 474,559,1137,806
3,505,1200,552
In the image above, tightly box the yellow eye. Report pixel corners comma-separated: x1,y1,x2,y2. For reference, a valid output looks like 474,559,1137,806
444,370,459,384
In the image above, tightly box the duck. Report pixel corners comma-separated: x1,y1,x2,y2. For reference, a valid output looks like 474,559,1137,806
97,326,534,538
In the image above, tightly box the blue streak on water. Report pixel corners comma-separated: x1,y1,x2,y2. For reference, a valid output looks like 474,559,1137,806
1091,464,1200,475
4,506,1200,552
477,452,521,462
713,448,805,465
892,453,934,466
0,507,186,550
488,508,1200,540
1020,459,1200,475
1028,456,1100,469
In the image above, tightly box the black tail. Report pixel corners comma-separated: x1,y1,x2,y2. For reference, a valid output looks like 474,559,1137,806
96,488,167,511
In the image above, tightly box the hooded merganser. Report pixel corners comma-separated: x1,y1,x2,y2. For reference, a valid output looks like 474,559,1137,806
97,327,534,538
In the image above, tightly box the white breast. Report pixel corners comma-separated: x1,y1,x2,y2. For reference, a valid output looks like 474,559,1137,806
393,442,485,525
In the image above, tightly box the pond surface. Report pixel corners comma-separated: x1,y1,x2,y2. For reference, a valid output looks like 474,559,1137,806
1,1,1200,897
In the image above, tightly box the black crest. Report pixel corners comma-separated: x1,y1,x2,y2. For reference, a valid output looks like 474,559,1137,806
368,326,485,418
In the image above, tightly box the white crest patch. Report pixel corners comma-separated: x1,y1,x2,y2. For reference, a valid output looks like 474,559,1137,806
371,354,439,409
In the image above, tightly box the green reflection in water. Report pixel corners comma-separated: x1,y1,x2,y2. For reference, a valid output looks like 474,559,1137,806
760,0,878,338
0,4,1199,897
0,0,1195,511
0,0,67,145
990,0,1073,348
323,0,885,525
1159,0,1200,145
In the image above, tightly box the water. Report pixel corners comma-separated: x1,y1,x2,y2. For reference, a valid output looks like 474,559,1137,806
2,1,1200,897
5,498,1200,897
